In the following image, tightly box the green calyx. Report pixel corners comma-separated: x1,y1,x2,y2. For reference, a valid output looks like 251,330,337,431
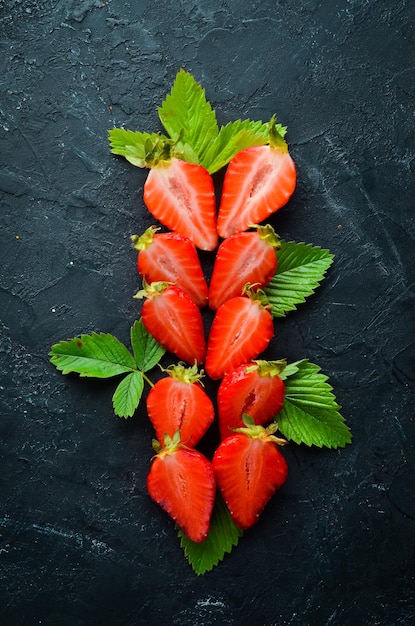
143,134,176,167
108,128,180,169
162,360,205,385
152,430,182,457
241,283,271,309
131,226,160,251
143,128,188,168
245,359,287,378
234,415,287,446
267,115,289,152
248,223,281,249
134,279,173,300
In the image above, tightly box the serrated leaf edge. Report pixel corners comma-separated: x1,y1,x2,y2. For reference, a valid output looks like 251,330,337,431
178,494,243,575
112,371,144,419
277,360,351,449
266,241,334,318
49,332,137,377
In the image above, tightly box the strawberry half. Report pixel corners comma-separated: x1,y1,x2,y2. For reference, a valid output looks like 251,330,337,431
208,224,280,310
142,138,218,251
147,432,216,543
217,359,286,440
132,226,208,308
205,284,274,380
217,118,296,238
135,281,206,365
146,362,214,447
212,417,288,530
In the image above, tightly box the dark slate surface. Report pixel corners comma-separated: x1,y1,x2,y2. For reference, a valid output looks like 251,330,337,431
1,1,414,624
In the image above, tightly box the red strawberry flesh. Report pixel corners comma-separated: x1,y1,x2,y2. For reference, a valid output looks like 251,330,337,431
133,227,209,308
205,289,274,380
147,443,216,543
217,144,296,238
144,157,218,251
213,427,288,530
208,225,280,310
146,363,215,446
217,360,286,439
137,282,206,365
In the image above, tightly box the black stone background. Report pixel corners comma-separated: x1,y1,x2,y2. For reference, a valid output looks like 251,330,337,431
1,1,414,624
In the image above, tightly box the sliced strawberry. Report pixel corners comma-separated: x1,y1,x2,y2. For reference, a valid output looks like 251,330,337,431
146,362,214,447
135,281,206,365
132,226,208,308
217,118,296,238
147,433,216,543
205,285,274,380
208,224,280,310
144,157,218,251
217,360,286,440
212,418,288,530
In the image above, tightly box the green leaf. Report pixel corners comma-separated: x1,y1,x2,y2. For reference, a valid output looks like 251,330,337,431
110,71,286,174
49,333,137,378
201,119,270,174
265,241,334,318
158,68,219,165
108,128,170,167
279,359,305,380
112,371,144,418
277,360,352,448
178,493,243,575
130,319,165,371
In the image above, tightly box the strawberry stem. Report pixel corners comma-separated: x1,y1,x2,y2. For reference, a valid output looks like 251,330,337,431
143,372,154,388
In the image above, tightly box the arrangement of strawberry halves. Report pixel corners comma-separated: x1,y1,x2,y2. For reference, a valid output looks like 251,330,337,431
132,118,296,543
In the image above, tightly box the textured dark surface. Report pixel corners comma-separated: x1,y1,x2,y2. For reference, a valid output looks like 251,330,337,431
1,1,415,624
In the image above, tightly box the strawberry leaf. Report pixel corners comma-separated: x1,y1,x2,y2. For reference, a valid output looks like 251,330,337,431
178,493,243,575
277,360,352,448
265,241,334,318
279,359,304,380
108,128,170,168
130,319,165,371
201,119,270,174
110,71,288,174
112,371,144,418
158,68,219,165
50,321,165,419
49,333,137,378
